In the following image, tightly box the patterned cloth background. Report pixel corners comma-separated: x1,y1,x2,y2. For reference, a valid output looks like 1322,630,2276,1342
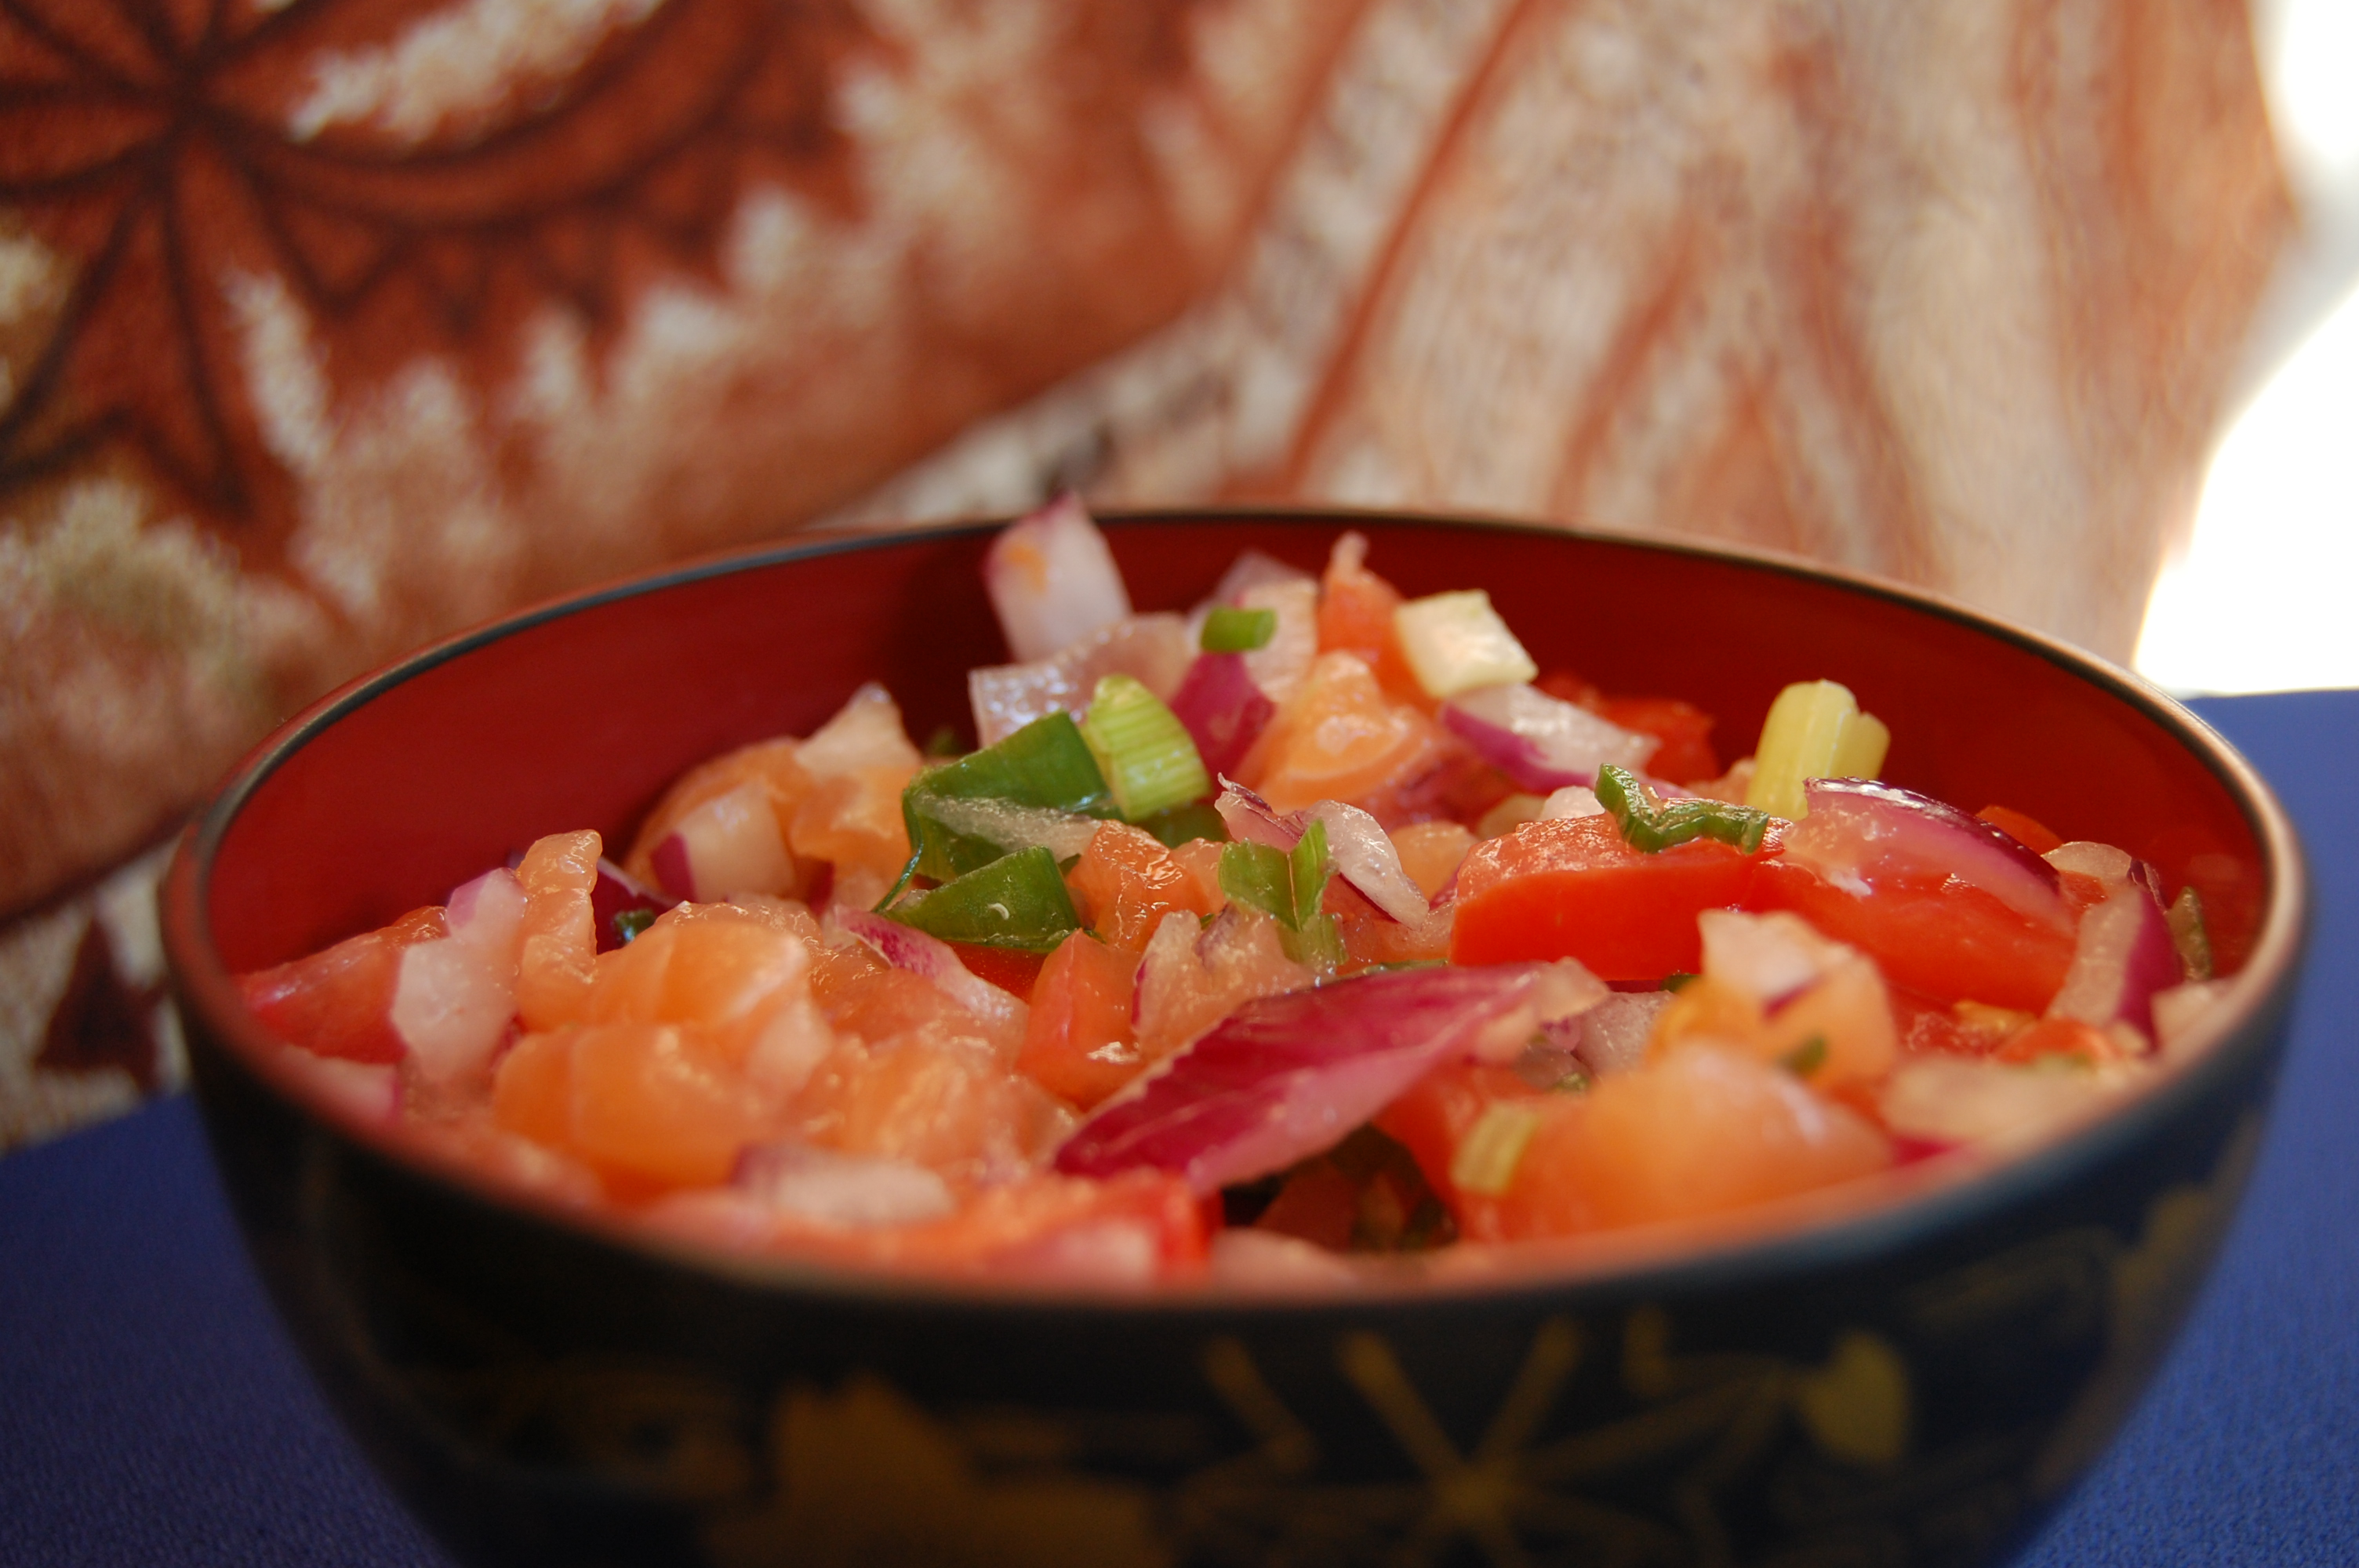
0,0,2289,1149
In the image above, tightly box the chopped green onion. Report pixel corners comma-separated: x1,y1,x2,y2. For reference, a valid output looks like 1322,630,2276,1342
1216,825,1340,967
1660,971,1698,992
1596,765,1771,855
611,908,657,946
1290,820,1332,927
1218,840,1293,925
902,712,1118,880
1079,674,1212,821
1779,1035,1829,1077
874,849,923,913
2167,886,2213,981
1134,800,1228,849
1450,1103,1545,1197
1200,605,1278,652
882,845,1080,952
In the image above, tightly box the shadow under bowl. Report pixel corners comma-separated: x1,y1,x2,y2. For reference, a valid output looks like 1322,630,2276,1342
162,510,2307,1568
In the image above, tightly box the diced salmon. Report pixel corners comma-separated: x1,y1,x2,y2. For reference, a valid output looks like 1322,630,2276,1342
1018,931,1144,1108
238,906,449,1063
1067,822,1216,952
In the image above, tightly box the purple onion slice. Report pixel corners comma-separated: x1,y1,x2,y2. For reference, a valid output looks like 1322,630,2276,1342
1304,800,1430,923
983,492,1132,662
1213,778,1305,850
1169,654,1274,779
1439,682,1659,792
1784,779,2069,930
1056,963,1590,1193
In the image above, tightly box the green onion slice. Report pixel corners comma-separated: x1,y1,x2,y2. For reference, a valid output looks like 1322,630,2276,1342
1079,675,1212,822
1200,605,1278,653
1595,764,1771,855
902,712,1118,880
882,845,1080,953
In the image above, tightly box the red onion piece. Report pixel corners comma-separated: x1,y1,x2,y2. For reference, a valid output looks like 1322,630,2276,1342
968,613,1191,747
834,908,1028,1040
1212,778,1304,850
1057,963,1582,1192
984,492,1133,662
1785,779,2069,930
645,779,794,903
2048,874,2182,1038
1439,682,1658,792
1303,800,1429,923
1169,653,1274,779
592,858,675,952
391,867,525,1082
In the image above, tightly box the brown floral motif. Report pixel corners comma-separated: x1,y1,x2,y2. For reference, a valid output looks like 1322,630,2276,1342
33,910,163,1090
0,0,871,546
1178,1312,1919,1566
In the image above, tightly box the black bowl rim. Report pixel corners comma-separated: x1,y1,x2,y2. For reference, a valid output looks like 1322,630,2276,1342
161,504,2311,1319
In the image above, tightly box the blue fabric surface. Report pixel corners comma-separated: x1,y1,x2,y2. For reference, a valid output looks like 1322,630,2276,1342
2,691,2352,1567
2010,692,2359,1566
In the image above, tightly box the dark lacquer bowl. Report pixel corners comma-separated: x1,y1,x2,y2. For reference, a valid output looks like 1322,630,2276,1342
162,511,2306,1568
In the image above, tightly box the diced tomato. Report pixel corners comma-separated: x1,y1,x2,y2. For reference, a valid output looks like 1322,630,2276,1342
1451,815,1768,980
1597,696,1719,785
1067,822,1216,952
1018,931,1144,1108
1253,1163,1360,1251
1747,858,2074,1013
1325,877,1452,968
949,942,1048,999
238,906,448,1063
1375,1060,1547,1237
1977,804,2064,856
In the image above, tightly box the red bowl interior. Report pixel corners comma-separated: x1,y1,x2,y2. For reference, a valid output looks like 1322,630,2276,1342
202,513,2268,985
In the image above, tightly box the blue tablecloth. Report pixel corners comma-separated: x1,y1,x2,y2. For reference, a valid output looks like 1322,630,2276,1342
4,692,2354,1566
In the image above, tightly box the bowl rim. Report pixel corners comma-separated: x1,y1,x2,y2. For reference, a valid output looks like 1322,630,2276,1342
160,504,2312,1316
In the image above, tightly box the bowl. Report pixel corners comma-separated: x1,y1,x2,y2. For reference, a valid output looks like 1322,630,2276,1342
161,510,2306,1568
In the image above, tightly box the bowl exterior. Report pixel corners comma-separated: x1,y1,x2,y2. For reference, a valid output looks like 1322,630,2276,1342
167,513,2306,1568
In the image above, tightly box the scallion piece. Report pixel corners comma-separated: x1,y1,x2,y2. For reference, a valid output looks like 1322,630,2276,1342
1216,823,1342,967
611,908,657,946
882,845,1080,952
2167,886,2213,981
1200,605,1278,653
1779,1035,1829,1077
1218,840,1293,924
1595,765,1771,855
902,711,1118,880
1136,800,1229,849
1079,674,1212,822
